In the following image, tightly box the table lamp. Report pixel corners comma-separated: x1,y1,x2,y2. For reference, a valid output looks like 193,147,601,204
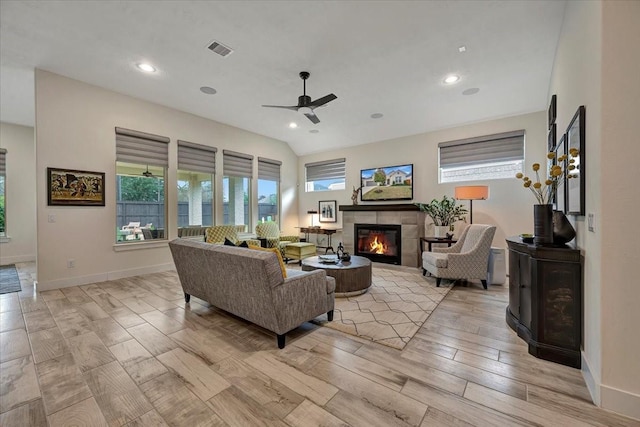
307,210,318,227
455,185,489,224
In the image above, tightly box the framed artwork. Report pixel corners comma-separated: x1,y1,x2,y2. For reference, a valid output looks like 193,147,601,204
548,94,557,129
554,133,567,213
318,200,337,223
566,105,585,216
548,123,556,152
47,167,105,206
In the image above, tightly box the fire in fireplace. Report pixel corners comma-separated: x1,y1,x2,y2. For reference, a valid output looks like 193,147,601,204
354,224,401,265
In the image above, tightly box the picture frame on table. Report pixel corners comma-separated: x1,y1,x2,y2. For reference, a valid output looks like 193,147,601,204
566,105,585,216
554,133,567,214
318,200,337,223
47,167,105,206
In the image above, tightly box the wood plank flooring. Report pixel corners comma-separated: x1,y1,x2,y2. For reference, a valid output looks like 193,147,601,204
1,261,638,426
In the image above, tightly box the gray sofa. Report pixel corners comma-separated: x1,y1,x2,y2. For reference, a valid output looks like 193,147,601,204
168,239,335,348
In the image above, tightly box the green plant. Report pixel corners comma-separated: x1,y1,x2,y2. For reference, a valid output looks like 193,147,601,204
415,195,468,227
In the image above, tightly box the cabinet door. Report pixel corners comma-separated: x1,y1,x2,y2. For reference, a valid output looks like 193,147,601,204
519,253,532,331
508,249,520,318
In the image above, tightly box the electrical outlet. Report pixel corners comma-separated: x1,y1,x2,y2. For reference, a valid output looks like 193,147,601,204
588,213,595,232
48,214,56,223
67,259,75,268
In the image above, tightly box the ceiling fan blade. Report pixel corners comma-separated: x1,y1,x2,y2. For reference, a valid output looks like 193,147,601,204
261,104,299,111
304,112,320,124
309,94,337,108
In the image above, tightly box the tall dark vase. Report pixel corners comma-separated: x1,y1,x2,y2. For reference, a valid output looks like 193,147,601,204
534,204,553,246
553,210,576,245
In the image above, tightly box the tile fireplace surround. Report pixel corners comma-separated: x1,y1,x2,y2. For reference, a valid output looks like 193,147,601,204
339,204,426,268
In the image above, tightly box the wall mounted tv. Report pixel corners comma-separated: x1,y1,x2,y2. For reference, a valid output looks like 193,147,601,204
360,163,413,202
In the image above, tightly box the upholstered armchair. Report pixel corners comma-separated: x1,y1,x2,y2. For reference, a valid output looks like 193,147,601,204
205,225,261,247
255,221,300,256
422,224,496,289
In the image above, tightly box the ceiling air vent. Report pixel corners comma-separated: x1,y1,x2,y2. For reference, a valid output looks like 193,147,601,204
207,40,233,57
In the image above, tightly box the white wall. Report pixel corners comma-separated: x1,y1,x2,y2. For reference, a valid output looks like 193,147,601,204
549,0,640,419
35,70,298,289
0,122,36,265
297,111,547,253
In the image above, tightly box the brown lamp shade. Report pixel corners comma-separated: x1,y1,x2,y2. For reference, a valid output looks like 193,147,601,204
455,185,489,200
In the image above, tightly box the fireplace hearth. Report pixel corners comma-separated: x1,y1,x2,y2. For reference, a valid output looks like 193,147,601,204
355,224,401,265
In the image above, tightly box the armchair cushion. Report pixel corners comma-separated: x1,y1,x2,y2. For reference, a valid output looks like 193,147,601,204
255,222,300,256
422,252,448,268
206,225,260,246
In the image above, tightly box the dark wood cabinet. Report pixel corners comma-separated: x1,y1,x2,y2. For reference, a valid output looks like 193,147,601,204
506,237,582,368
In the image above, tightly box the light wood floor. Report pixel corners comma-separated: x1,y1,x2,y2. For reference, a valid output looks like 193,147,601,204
1,262,637,426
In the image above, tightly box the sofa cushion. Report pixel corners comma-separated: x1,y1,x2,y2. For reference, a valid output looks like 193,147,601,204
224,237,249,248
423,252,448,268
248,245,287,278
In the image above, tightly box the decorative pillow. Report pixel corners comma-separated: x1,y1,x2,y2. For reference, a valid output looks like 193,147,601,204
248,244,287,278
224,238,248,248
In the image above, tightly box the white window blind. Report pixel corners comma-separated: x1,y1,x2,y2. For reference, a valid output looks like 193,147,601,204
115,127,169,167
258,157,281,181
0,149,6,175
178,140,217,174
223,150,253,177
439,130,525,169
305,158,346,182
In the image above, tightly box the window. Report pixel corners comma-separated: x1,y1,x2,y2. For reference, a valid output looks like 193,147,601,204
115,128,169,243
305,158,346,191
177,141,216,228
439,130,524,183
257,157,281,224
223,150,252,227
0,149,6,237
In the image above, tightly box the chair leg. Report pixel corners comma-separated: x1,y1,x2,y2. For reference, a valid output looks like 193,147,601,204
277,334,286,349
481,280,488,290
184,293,191,303
436,278,441,287
422,268,426,276
327,310,334,321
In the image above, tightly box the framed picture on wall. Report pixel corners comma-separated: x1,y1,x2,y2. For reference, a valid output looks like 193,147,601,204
47,167,105,206
318,200,337,223
566,105,585,216
554,133,567,213
548,123,557,152
548,94,557,129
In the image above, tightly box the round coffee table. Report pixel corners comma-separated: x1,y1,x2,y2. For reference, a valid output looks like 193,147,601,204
301,255,372,297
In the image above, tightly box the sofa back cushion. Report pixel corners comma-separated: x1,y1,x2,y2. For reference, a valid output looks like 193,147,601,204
255,221,280,239
205,225,239,244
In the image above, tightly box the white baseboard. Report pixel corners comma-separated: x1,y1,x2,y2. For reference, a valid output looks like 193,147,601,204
37,262,175,291
582,351,640,421
601,385,640,421
0,254,36,266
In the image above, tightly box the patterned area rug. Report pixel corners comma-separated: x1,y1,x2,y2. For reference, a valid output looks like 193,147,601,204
0,264,22,294
314,265,452,350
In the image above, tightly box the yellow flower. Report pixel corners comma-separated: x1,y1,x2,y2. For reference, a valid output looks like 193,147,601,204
515,172,523,179
532,163,540,171
533,182,542,189
524,181,531,188
569,148,580,156
517,146,579,204
547,152,555,159
545,179,552,185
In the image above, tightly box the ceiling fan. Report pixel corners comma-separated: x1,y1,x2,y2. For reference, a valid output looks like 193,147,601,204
262,71,337,124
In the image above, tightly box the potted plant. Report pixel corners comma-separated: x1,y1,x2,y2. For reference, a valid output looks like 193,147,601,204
415,195,468,238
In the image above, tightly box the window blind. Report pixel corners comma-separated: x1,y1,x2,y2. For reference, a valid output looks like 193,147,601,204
178,140,217,174
223,150,253,178
115,127,169,167
0,149,6,175
258,157,281,181
439,130,525,168
305,158,346,181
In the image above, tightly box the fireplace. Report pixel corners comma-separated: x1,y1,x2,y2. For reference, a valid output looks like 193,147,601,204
354,224,401,265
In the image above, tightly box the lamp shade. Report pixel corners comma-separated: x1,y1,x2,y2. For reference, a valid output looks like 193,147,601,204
455,185,489,200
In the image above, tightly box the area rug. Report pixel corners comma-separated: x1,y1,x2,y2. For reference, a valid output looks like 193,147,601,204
0,264,22,294
314,265,452,350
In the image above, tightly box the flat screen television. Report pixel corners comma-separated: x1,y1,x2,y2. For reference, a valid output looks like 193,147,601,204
360,163,413,202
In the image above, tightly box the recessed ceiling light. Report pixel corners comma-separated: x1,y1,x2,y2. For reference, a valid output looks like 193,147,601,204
136,63,156,73
370,113,384,119
458,45,467,53
289,122,298,129
462,87,480,96
309,129,319,134
200,86,217,95
443,74,460,84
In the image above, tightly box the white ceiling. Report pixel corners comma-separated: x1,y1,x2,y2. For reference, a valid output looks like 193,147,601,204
0,1,565,156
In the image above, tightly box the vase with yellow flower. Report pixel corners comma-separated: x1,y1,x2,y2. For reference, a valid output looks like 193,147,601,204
516,148,579,245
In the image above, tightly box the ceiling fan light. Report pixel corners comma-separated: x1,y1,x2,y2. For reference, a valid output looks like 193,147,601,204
298,107,313,115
